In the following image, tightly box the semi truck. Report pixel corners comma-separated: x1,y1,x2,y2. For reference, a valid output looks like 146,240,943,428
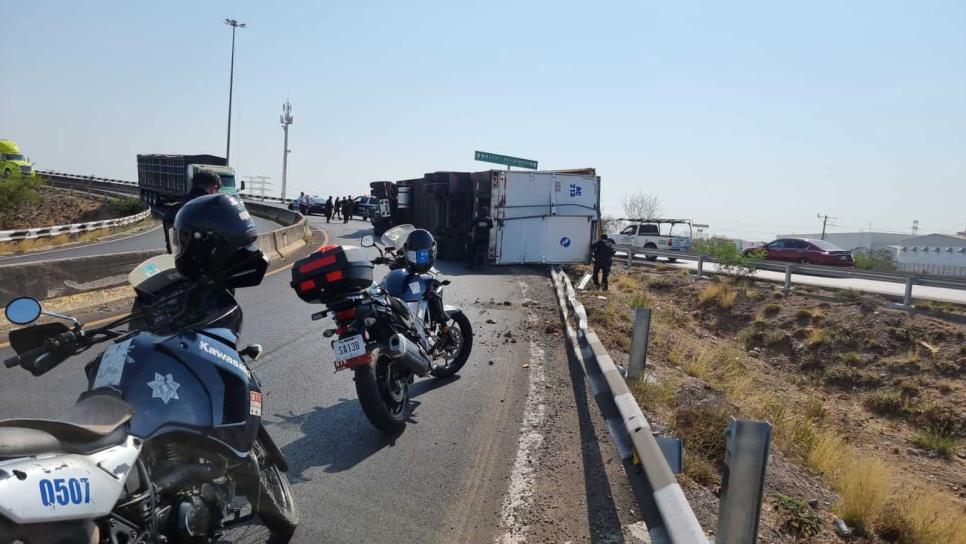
368,168,600,265
136,154,241,206
0,140,35,179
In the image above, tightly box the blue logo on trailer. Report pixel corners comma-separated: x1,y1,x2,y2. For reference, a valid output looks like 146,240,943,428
569,184,582,197
560,237,571,248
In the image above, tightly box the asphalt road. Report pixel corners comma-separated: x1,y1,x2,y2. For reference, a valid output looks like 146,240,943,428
0,215,279,265
0,216,534,543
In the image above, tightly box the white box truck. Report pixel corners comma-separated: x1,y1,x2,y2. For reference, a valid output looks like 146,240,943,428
488,170,600,264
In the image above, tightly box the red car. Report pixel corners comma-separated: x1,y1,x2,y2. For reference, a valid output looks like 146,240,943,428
744,238,854,266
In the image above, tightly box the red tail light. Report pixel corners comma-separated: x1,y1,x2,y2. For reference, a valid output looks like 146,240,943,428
298,279,315,292
299,254,336,274
326,270,344,282
335,308,356,322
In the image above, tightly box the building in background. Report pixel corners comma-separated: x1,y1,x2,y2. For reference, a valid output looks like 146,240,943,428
890,233,966,277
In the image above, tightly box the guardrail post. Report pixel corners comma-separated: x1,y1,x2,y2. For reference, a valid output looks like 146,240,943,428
783,264,792,295
717,419,772,544
904,277,914,307
627,250,633,268
627,307,651,379
697,255,705,279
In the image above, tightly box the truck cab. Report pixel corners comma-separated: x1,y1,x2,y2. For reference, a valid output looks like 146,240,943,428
187,163,239,195
0,140,35,179
609,219,693,261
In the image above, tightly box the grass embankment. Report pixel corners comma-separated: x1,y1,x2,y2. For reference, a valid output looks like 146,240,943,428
584,269,966,543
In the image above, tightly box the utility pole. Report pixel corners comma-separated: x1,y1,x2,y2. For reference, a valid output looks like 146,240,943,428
817,213,837,240
280,101,293,201
224,18,246,164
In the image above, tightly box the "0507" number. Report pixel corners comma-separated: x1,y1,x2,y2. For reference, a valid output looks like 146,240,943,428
39,477,91,506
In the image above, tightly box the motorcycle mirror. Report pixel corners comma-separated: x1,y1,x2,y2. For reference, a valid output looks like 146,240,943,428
360,234,375,248
5,297,42,325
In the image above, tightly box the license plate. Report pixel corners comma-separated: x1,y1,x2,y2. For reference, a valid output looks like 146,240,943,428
332,334,366,364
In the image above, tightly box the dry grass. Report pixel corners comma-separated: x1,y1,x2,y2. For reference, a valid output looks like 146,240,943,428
760,302,781,318
698,281,737,310
912,424,958,458
807,327,827,347
808,432,966,542
593,267,966,543
632,376,679,409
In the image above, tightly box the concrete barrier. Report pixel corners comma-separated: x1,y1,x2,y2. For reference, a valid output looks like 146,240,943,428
0,249,164,305
0,184,311,304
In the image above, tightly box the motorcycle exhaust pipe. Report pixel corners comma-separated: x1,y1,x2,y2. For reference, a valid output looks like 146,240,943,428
387,333,431,377
154,463,225,494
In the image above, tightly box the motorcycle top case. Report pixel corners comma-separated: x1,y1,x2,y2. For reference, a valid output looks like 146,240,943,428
291,245,374,303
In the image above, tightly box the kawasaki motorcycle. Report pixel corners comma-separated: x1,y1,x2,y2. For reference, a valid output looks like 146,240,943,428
290,225,473,433
0,256,297,543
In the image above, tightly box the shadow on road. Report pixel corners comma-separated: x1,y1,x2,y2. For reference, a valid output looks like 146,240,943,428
269,375,462,483
563,340,627,543
410,374,461,398
270,400,397,482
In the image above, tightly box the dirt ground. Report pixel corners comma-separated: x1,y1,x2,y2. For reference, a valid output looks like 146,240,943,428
5,188,132,229
567,262,966,543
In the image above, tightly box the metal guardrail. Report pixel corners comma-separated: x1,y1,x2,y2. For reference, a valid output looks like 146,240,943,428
550,266,709,544
616,245,966,306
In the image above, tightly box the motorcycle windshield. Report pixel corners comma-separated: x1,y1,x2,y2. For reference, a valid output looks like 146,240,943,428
381,224,415,249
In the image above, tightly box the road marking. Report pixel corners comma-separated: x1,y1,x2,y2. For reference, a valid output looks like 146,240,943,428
1,226,329,349
0,224,163,262
496,281,547,544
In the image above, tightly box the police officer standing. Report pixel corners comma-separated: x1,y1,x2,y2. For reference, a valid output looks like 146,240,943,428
466,206,493,269
324,196,333,223
591,234,616,290
342,196,353,223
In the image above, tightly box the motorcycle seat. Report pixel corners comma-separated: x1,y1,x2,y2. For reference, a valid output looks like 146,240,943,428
0,395,132,458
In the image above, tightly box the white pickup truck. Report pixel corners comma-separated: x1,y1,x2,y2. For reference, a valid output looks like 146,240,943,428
608,219,693,261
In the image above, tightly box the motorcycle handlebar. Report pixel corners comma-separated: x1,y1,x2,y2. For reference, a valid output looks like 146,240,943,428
5,345,49,368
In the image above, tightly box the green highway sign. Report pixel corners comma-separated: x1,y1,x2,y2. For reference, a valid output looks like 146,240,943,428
474,151,538,170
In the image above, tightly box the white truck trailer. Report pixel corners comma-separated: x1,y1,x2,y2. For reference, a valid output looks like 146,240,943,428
488,170,600,265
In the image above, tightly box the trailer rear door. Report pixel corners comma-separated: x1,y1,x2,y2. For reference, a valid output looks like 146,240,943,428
491,171,599,264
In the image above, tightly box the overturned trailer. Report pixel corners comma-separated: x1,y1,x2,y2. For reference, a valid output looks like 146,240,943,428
370,168,600,265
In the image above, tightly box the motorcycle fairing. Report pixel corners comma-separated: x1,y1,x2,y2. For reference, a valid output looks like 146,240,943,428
0,436,141,524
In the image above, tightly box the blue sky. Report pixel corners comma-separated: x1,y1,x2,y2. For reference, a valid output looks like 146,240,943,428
2,1,964,240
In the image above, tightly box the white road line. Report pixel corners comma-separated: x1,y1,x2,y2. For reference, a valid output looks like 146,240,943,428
496,282,547,544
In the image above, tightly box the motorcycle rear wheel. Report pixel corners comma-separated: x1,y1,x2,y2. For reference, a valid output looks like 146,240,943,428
248,438,299,542
355,357,410,433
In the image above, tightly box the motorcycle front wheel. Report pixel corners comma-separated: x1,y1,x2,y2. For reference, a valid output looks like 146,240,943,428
430,310,473,379
248,438,299,542
355,357,410,433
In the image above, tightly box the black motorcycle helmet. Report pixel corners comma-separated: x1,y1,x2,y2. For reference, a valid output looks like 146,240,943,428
403,229,437,273
173,194,268,288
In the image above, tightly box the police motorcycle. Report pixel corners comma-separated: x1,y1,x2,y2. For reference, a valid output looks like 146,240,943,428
290,225,473,433
0,195,297,543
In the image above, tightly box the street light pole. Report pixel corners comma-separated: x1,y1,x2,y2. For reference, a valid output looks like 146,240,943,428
280,101,293,200
224,18,246,164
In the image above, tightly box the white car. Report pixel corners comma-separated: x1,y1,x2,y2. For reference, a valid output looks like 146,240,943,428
608,219,693,261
